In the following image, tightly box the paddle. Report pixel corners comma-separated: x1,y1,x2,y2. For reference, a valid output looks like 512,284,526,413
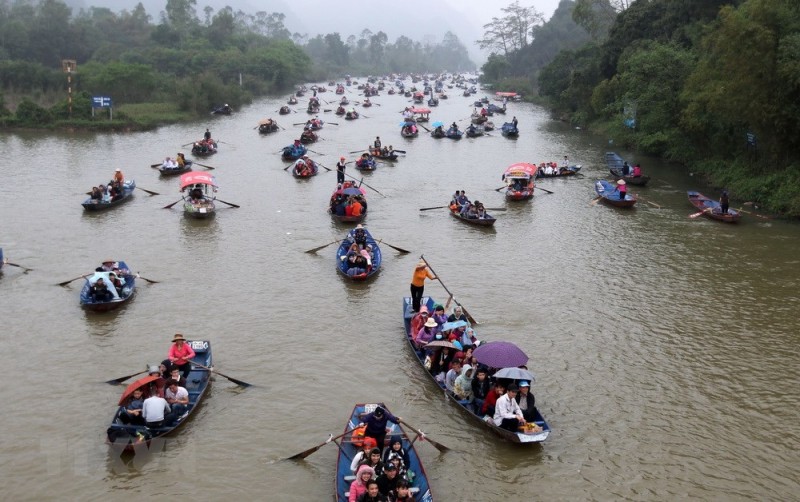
735,207,770,219
484,207,507,211
590,196,602,206
136,186,160,196
3,259,33,272
216,140,233,146
377,239,410,254
215,198,240,208
293,122,307,126
163,199,183,209
57,274,88,287
181,142,194,147
494,185,508,192
193,162,215,170
136,273,159,284
636,195,661,208
305,240,340,253
392,149,407,154
315,163,334,172
193,362,252,388
283,163,294,171
327,122,340,126
689,208,712,218
307,148,325,156
283,428,357,461
420,255,478,325
417,123,431,133
398,418,450,453
105,369,147,385
420,206,448,211
346,174,385,197
150,163,162,168
534,186,554,194
348,149,365,154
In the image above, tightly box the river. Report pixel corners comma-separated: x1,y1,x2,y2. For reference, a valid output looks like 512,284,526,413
0,83,798,501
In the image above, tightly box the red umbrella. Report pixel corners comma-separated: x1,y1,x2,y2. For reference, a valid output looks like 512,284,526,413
473,341,529,368
118,375,160,405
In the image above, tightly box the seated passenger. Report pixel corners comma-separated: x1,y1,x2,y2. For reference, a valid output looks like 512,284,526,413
176,153,186,168
352,224,367,248
409,306,430,338
348,465,376,502
472,367,492,414
164,379,189,425
107,272,123,296
415,317,439,348
90,278,114,302
119,388,145,425
356,447,384,477
141,389,171,429
454,364,475,402
515,380,537,422
632,163,642,177
381,436,410,469
350,198,363,217
168,367,187,388
190,187,204,203
350,437,378,474
481,382,506,417
429,347,454,380
392,480,414,502
90,186,102,202
493,383,525,431
448,305,468,323
431,304,447,327
444,359,462,392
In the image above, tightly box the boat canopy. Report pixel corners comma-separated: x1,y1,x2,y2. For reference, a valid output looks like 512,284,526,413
503,162,537,178
180,172,217,190
495,91,517,97
410,107,431,114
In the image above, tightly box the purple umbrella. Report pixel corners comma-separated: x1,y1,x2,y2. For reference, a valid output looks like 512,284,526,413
473,341,528,368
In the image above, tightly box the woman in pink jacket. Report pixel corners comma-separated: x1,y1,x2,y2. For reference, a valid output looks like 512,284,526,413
349,464,375,502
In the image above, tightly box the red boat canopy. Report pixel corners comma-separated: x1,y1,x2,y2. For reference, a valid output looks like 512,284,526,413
495,91,518,97
180,172,218,190
410,107,430,114
118,375,161,405
503,162,537,178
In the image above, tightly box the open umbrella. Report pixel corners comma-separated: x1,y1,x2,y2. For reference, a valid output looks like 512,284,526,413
117,375,160,405
342,187,363,196
441,320,467,331
494,367,535,382
473,341,529,368
431,121,444,128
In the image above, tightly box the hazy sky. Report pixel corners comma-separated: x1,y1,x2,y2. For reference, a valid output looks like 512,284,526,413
442,0,564,25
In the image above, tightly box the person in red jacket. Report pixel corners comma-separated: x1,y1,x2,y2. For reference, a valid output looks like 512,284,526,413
481,381,506,418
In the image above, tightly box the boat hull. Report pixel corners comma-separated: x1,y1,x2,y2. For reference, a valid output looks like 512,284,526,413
335,228,382,281
688,191,740,222
82,181,136,211
595,180,637,208
450,208,496,226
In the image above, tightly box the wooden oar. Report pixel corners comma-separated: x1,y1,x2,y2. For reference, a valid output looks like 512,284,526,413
392,149,407,154
534,186,554,194
420,255,478,325
420,206,448,211
315,163,334,172
590,196,602,206
689,208,712,218
136,186,160,196
216,140,233,146
181,142,194,147
494,185,508,192
3,259,33,272
105,369,148,385
150,163,162,168
163,199,183,209
283,428,357,461
136,273,159,284
293,122,307,126
735,207,770,219
348,149,365,154
484,207,507,211
215,198,240,208
398,418,450,453
637,196,660,208
307,148,325,156
342,173,385,197
193,162,215,170
326,122,339,125
305,240,340,253
417,123,431,133
56,274,88,287
193,362,252,388
377,239,410,254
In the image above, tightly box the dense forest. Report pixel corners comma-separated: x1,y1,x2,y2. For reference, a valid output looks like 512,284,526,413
0,0,473,128
480,0,800,216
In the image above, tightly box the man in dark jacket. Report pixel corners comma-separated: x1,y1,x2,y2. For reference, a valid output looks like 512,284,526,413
360,406,401,450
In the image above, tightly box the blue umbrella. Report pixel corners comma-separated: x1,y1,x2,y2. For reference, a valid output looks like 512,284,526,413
399,121,415,127
431,121,444,128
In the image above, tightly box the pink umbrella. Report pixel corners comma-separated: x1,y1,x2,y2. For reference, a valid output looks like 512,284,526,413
473,341,529,368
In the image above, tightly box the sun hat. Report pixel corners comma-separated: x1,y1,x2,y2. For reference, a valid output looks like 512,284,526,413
617,179,626,185
519,380,530,387
416,259,426,268
340,156,345,160
115,168,121,172
172,333,186,342
424,318,438,328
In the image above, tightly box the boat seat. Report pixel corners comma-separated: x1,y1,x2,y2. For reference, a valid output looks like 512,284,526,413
344,475,355,482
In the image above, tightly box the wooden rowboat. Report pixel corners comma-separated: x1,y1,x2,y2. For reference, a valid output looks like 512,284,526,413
106,340,212,453
82,180,135,211
594,179,637,208
158,161,193,176
334,402,433,501
450,207,496,226
335,227,382,281
79,261,136,312
688,191,741,222
606,152,650,186
402,297,551,444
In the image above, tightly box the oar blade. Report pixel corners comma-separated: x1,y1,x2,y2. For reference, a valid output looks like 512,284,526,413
305,241,337,253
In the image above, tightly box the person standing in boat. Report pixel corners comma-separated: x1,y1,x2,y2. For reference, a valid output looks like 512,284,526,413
632,163,642,178
359,406,401,450
622,161,631,176
168,334,196,379
336,156,347,184
410,260,436,313
561,155,569,170
617,179,628,200
113,168,124,185
720,190,730,214
374,136,381,149
204,128,211,142
511,116,518,128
